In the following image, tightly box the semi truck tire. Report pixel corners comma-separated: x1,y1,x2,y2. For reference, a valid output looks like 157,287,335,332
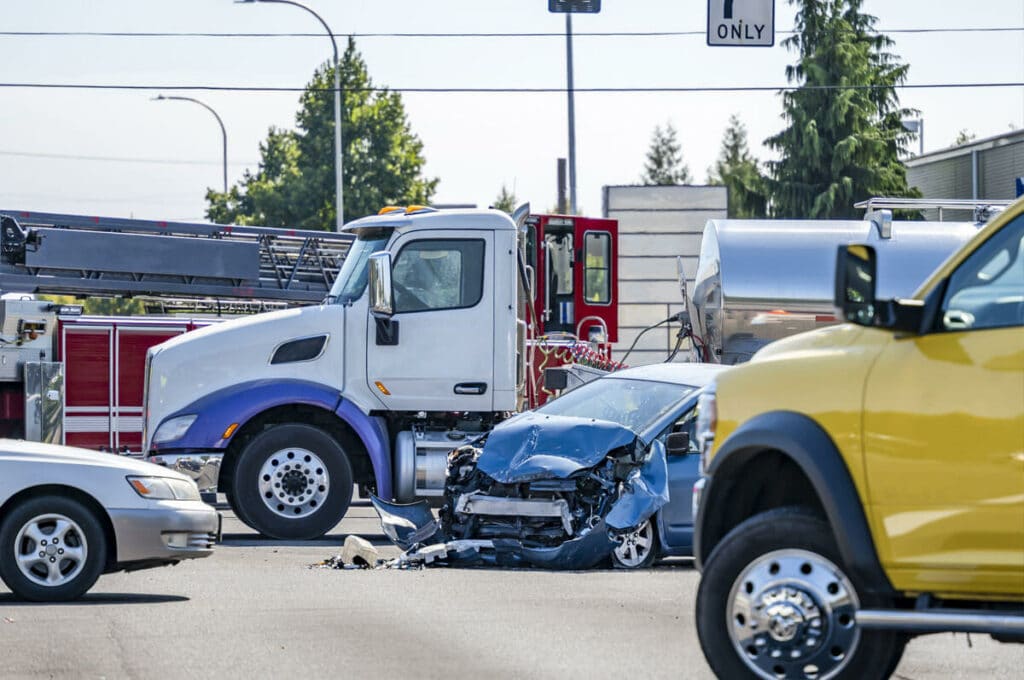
0,495,107,602
695,507,905,680
230,424,353,540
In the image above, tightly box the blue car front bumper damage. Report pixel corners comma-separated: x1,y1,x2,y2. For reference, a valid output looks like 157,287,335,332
370,414,670,570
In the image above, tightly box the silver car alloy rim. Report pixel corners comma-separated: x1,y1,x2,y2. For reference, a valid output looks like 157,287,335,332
14,513,88,587
613,518,655,568
258,447,329,519
726,549,861,680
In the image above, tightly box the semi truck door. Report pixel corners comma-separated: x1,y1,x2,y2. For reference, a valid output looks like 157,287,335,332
366,230,495,412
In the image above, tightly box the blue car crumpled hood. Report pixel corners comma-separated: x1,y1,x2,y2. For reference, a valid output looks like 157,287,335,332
476,412,640,483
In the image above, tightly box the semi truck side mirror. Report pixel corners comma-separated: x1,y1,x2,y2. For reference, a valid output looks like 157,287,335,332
835,245,878,326
368,252,394,318
835,245,925,333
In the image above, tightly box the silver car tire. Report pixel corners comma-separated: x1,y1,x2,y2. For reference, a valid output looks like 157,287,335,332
0,496,106,602
611,518,659,569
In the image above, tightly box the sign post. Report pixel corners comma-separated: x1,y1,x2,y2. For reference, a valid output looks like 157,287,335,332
707,0,775,47
549,1,602,214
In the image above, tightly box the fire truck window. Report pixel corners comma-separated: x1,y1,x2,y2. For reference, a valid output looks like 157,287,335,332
546,233,573,296
584,232,611,304
392,239,485,313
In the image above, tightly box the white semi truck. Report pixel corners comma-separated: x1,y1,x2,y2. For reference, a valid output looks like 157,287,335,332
143,205,621,539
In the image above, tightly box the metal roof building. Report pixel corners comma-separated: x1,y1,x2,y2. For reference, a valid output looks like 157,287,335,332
906,129,1024,220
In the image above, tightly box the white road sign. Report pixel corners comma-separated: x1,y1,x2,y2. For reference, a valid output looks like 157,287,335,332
707,0,775,47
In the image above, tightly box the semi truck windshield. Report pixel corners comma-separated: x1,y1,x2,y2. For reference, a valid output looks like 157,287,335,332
327,229,392,304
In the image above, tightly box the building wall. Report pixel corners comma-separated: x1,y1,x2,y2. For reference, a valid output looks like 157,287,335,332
906,131,1024,221
603,185,727,366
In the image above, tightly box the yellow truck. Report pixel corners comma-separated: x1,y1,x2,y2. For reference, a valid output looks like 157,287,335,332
692,197,1024,679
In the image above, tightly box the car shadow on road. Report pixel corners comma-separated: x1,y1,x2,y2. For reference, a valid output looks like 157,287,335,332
0,592,189,606
219,532,392,548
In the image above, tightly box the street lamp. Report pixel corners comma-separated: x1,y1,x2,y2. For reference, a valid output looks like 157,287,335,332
903,118,925,157
238,0,344,229
152,94,228,193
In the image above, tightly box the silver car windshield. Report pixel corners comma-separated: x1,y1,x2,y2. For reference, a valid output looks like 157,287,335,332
327,228,392,304
535,377,695,434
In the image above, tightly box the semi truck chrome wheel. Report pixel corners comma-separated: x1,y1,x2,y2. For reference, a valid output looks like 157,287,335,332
231,423,353,540
611,518,658,569
726,549,860,679
0,496,106,602
257,448,330,519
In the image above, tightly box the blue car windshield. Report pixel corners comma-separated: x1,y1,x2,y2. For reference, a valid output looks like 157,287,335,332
535,377,695,435
327,228,392,304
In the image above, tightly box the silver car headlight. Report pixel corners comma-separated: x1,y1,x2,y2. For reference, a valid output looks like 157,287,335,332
127,476,201,501
152,414,197,444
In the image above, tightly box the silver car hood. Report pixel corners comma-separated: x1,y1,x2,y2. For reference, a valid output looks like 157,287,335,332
0,439,188,478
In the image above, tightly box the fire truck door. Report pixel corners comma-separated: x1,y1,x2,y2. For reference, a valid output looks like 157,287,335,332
573,218,618,344
63,326,113,450
115,327,183,452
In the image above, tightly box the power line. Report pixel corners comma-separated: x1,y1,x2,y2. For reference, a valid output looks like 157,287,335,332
0,27,1021,39
0,149,257,166
0,81,1020,94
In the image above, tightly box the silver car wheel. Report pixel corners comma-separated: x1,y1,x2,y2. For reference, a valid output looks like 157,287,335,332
258,447,330,519
727,549,861,680
14,513,88,587
612,518,655,568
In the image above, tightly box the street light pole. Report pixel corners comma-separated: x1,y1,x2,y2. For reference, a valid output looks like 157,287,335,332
565,13,578,215
240,0,344,229
152,95,228,193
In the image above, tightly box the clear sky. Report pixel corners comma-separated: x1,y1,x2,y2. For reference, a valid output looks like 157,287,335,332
1,0,1022,223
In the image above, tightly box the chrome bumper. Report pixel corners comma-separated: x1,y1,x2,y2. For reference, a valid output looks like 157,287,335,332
691,476,706,521
147,452,223,494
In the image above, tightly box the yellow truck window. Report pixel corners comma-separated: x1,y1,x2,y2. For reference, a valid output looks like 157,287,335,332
941,215,1024,332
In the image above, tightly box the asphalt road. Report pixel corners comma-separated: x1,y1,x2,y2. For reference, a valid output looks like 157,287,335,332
0,500,1020,679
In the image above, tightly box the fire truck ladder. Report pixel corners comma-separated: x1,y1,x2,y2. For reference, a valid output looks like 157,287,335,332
0,210,351,304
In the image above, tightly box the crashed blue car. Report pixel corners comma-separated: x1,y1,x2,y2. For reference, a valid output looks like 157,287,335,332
372,363,727,569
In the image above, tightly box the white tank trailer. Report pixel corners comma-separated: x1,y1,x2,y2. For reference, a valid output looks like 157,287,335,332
686,200,1009,364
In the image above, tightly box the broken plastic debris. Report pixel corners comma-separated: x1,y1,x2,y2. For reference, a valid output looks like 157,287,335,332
308,535,382,569
341,535,380,567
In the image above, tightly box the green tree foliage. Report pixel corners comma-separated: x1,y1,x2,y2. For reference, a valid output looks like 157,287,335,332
641,122,691,185
954,129,977,146
708,115,768,218
40,295,145,316
493,184,517,213
766,0,919,218
207,38,438,228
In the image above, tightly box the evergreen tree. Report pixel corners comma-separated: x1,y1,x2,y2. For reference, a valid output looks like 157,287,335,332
766,0,919,218
641,122,691,185
708,115,768,218
493,184,517,213
207,38,438,228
